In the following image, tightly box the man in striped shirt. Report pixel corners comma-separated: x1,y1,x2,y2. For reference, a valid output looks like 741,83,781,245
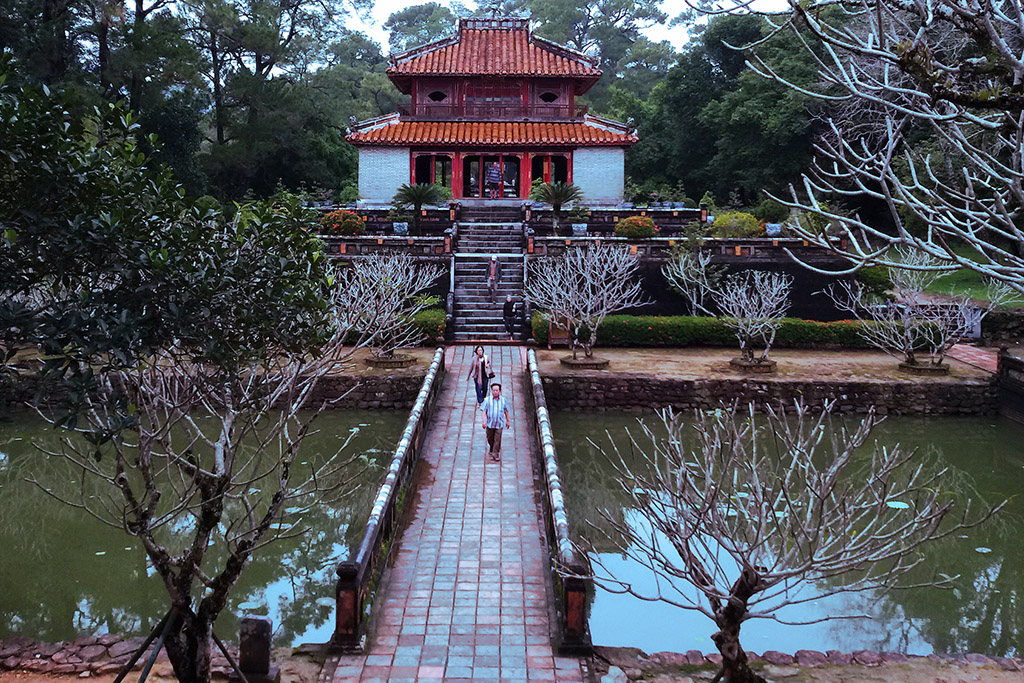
481,382,511,462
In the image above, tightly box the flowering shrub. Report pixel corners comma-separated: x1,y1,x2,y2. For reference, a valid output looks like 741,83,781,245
320,210,365,236
614,215,659,238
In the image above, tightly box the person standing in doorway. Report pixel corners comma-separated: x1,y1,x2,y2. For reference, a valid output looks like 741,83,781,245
485,161,502,198
503,295,518,341
466,345,492,405
481,382,510,462
487,255,502,303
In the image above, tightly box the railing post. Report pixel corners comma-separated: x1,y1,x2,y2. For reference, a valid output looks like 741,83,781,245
333,562,361,650
562,562,589,652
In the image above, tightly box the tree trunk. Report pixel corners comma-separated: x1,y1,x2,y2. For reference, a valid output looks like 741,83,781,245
710,565,766,683
710,622,765,683
211,30,226,144
163,613,214,683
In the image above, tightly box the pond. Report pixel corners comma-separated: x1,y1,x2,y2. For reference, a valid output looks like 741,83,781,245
0,410,406,647
551,412,1024,657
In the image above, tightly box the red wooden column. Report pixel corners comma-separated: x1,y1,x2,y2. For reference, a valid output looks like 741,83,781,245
452,152,463,199
520,152,531,199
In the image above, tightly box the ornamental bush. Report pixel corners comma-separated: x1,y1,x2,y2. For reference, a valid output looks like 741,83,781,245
614,215,659,238
320,209,365,236
411,309,446,342
532,312,878,349
711,211,763,238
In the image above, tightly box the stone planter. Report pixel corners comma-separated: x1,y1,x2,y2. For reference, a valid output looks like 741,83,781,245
898,361,950,375
730,358,777,373
559,356,610,369
365,354,417,369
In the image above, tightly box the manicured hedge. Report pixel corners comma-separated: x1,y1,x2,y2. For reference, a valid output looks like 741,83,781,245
531,312,877,349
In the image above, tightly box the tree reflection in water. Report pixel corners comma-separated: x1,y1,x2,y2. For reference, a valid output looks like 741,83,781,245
553,412,1024,656
0,411,404,646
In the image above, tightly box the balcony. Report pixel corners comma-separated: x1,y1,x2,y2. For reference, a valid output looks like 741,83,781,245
400,102,589,121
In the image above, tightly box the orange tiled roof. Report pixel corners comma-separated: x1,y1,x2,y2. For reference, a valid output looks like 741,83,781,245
347,119,637,147
388,20,601,78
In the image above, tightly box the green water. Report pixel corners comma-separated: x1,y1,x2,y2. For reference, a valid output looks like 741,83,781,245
0,411,405,647
551,412,1024,657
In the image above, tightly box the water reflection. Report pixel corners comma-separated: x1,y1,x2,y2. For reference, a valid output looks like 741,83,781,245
0,412,404,646
551,412,1024,656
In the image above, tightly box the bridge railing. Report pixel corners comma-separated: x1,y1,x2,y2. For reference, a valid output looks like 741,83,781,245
525,349,592,654
332,347,447,651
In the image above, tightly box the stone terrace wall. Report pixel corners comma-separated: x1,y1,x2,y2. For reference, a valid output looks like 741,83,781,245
1,370,428,412
541,373,999,415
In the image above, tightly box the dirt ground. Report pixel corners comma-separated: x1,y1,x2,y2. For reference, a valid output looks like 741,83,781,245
534,347,994,382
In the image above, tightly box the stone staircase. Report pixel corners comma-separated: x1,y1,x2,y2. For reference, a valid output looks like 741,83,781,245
451,207,526,342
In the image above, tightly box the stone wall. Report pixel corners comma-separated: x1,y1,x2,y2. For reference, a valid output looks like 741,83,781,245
541,373,999,415
1,370,428,412
357,147,410,205
982,308,1024,342
572,147,624,205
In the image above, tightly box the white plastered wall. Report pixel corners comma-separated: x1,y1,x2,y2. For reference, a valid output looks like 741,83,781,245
358,147,410,205
572,147,625,205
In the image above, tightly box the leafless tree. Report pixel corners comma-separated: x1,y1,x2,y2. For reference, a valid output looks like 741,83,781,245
337,252,443,359
826,247,1011,367
717,271,793,364
526,243,647,358
29,275,402,683
661,247,723,316
585,401,1001,683
664,255,793,364
707,0,1024,292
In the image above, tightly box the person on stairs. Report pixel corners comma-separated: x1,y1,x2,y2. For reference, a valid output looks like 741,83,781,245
488,255,502,303
467,345,493,405
503,296,518,341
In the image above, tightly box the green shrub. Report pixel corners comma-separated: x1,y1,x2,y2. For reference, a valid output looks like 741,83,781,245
531,312,878,349
411,309,446,342
753,198,790,223
614,215,659,239
711,211,763,238
320,209,365,236
854,266,893,298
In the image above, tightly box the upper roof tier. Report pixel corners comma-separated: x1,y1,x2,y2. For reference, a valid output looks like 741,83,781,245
387,17,602,88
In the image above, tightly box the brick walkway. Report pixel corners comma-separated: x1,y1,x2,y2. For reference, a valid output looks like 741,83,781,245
948,343,999,373
330,345,584,683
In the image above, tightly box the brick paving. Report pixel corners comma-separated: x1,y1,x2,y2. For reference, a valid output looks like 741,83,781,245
948,343,999,373
330,345,584,683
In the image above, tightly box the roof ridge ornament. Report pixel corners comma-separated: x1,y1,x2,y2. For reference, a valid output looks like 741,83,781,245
459,17,529,32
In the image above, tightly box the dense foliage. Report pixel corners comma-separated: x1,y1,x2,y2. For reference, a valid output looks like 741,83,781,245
0,72,335,412
0,0,833,209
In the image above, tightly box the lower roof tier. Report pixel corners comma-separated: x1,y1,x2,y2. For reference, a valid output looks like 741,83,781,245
346,113,637,147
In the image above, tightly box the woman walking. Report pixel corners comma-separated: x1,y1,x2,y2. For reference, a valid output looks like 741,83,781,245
466,345,493,405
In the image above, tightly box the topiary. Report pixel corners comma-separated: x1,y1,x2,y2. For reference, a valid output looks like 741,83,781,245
320,209,365,236
711,211,763,238
753,198,790,223
614,215,659,238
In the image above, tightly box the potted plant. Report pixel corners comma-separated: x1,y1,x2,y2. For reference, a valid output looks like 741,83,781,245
392,183,444,234
530,181,583,234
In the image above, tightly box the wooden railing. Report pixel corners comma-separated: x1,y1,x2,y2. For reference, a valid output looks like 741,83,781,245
400,103,588,120
526,349,592,654
332,348,447,651
528,235,850,265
